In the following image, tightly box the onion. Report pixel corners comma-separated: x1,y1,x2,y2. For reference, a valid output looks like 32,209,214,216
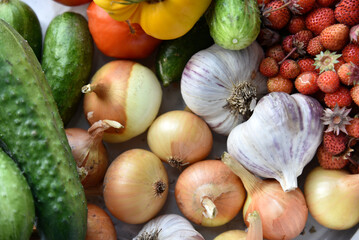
174,160,246,227
82,60,162,143
103,149,168,224
86,203,117,240
147,110,213,168
66,120,122,188
222,152,308,240
304,167,359,230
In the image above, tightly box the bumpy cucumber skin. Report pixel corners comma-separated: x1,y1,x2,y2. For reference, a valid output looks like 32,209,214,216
0,0,42,61
0,148,35,240
155,17,213,87
42,12,94,125
0,19,87,240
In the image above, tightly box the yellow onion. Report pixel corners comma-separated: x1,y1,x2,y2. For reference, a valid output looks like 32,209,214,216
175,160,246,227
214,211,263,240
147,110,213,168
222,152,308,240
103,149,168,224
86,203,117,240
65,120,122,188
82,60,162,143
304,167,359,230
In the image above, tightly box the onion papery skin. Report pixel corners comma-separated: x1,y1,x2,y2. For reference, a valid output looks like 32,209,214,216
147,110,213,167
304,167,359,230
66,127,108,188
242,180,308,240
214,230,247,240
83,60,162,143
180,41,267,135
175,160,246,227
86,203,117,240
103,149,168,224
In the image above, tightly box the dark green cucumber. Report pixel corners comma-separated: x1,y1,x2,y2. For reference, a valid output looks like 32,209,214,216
0,0,42,61
42,11,94,125
155,17,213,87
0,148,35,240
0,19,87,240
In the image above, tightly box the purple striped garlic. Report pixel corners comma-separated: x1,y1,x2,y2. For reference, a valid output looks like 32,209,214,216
180,41,267,135
227,92,324,192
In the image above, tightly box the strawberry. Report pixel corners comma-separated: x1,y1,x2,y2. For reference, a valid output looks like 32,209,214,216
324,86,352,108
317,144,349,169
342,44,359,65
284,0,316,15
279,59,301,79
307,36,324,56
259,57,279,77
346,116,359,138
288,16,306,34
263,0,291,30
267,75,293,93
294,71,319,94
350,85,359,107
293,30,313,55
266,44,286,62
350,25,359,44
282,35,299,59
334,0,359,26
338,63,354,85
323,131,348,155
317,71,340,93
319,24,350,51
298,58,316,72
305,8,336,35
317,0,339,7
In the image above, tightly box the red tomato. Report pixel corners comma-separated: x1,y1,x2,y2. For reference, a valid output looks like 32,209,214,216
54,0,91,6
87,2,162,59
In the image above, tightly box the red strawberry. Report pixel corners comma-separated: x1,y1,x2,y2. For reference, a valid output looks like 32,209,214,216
259,57,279,77
317,0,339,7
284,0,316,15
342,44,359,65
317,71,340,93
350,25,359,44
350,85,359,107
282,35,300,59
305,8,336,35
338,63,354,85
319,24,350,51
293,30,313,55
279,59,301,79
324,86,352,107
294,71,319,94
317,144,349,169
307,36,324,56
298,58,316,72
346,116,359,138
266,44,286,62
288,16,306,34
267,75,294,93
263,0,291,30
323,132,348,155
334,0,359,26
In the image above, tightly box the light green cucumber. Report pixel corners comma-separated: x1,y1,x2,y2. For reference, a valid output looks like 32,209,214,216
0,19,87,240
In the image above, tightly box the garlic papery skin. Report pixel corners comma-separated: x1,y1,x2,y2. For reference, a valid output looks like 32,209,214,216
133,214,204,240
227,92,324,192
180,41,267,135
304,167,359,230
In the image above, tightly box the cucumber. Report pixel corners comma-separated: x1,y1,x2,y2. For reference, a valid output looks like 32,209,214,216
0,0,42,61
0,19,87,240
42,12,94,125
0,148,35,240
155,17,213,87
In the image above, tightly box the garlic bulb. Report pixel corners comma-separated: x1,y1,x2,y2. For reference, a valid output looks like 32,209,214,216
227,92,324,192
180,41,267,135
133,214,204,240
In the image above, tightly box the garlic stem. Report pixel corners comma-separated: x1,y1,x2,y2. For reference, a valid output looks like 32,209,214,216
222,152,261,194
201,197,218,219
246,211,263,240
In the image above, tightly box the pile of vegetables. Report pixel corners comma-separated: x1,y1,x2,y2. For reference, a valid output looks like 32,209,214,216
1,0,359,239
